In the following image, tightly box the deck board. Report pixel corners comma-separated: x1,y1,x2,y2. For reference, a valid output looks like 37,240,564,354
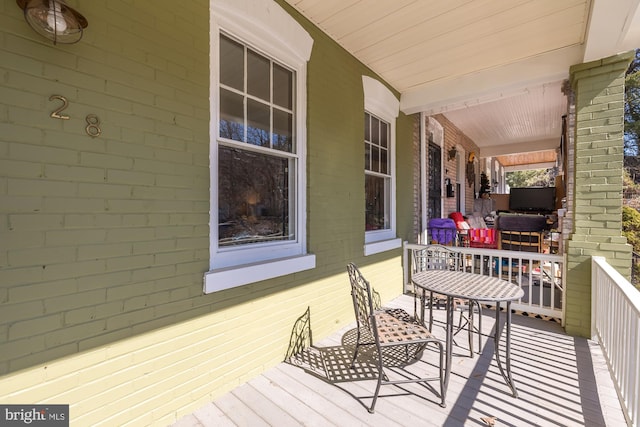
172,294,626,426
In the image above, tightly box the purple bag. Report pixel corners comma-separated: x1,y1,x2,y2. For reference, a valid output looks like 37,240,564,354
428,218,457,245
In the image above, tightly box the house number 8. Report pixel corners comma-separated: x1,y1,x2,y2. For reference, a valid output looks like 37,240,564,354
49,94,102,138
85,114,101,137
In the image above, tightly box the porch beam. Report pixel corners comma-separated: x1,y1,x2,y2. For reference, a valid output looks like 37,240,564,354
480,139,559,158
503,162,557,172
400,46,582,115
583,0,640,63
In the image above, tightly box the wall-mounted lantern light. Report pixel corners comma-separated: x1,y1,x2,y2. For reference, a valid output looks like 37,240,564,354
447,147,457,161
16,0,88,45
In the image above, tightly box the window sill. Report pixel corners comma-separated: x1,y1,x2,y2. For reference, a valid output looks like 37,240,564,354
203,254,316,293
364,238,402,256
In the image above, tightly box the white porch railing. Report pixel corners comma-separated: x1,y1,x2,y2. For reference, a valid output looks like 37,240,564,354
592,256,640,427
403,242,565,322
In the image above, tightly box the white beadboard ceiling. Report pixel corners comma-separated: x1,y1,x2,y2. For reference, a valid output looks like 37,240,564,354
284,0,640,162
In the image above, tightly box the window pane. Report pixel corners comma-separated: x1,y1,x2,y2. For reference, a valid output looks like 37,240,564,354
220,88,244,142
273,109,293,152
247,49,270,101
371,146,380,173
380,121,388,148
273,63,293,109
371,117,380,145
364,143,371,171
380,147,388,174
364,113,370,141
218,146,294,246
247,99,270,147
220,35,244,91
365,174,389,230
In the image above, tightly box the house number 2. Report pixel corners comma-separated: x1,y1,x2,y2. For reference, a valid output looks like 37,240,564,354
49,94,102,138
49,95,70,120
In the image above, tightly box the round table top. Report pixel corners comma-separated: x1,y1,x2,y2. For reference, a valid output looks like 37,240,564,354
412,269,524,302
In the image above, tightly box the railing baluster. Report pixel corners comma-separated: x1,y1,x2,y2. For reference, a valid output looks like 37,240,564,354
403,242,564,319
592,256,640,427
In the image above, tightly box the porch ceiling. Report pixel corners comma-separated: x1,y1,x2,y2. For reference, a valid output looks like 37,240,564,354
284,0,640,161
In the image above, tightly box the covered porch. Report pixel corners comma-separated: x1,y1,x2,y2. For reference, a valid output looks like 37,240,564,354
173,291,626,426
2,1,640,425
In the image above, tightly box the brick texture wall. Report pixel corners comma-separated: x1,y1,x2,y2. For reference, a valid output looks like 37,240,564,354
412,114,421,241
565,52,634,337
0,0,414,424
409,114,480,243
433,114,479,216
0,0,210,375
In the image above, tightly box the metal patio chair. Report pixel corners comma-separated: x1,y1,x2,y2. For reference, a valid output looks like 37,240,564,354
346,263,445,413
411,244,482,356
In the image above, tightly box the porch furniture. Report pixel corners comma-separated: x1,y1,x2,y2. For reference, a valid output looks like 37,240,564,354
496,213,547,253
346,263,446,413
474,197,495,218
411,245,482,357
449,212,498,249
411,269,524,397
466,228,499,249
499,230,543,252
427,218,457,245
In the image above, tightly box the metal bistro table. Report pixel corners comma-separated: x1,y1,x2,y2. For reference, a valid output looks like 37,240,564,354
411,269,524,397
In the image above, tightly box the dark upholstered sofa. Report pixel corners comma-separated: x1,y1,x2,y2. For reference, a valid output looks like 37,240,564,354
496,214,548,252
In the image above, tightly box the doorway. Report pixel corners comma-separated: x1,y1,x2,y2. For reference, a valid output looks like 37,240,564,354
428,140,442,219
456,148,465,213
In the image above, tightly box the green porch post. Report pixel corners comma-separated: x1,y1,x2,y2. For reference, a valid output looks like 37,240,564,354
565,52,634,337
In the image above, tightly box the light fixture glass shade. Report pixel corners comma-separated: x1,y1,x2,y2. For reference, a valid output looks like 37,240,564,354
16,0,88,44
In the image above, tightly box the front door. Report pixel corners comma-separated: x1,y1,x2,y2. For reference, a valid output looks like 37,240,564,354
428,142,442,219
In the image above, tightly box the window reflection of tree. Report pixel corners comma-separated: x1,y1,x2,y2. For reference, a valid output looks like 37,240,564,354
218,146,291,246
365,175,385,230
219,120,244,142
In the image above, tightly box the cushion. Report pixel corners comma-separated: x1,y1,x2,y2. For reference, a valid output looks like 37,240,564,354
468,228,497,244
449,211,464,223
467,215,487,229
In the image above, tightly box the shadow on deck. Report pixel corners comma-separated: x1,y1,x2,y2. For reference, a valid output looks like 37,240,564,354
172,294,626,427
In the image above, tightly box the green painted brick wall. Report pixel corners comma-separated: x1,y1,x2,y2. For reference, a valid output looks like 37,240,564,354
565,52,634,337
0,0,211,374
1,0,414,407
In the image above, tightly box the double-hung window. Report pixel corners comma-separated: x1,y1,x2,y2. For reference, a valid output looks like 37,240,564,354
206,0,314,293
362,76,401,255
365,112,391,232
218,34,296,248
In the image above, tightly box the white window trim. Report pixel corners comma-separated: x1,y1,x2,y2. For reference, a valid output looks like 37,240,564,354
362,76,400,256
205,0,315,293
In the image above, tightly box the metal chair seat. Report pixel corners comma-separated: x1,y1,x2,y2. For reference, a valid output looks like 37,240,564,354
347,263,446,413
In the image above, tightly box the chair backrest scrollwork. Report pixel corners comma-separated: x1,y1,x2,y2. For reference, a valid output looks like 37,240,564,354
346,263,376,335
412,244,462,273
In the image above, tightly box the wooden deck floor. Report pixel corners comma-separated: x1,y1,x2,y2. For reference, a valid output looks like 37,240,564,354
172,294,626,427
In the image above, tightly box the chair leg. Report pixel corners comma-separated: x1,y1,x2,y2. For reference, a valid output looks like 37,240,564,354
350,329,362,368
368,353,385,413
475,301,483,354
467,303,474,356
454,300,483,357
428,291,434,331
437,340,446,408
468,300,483,355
